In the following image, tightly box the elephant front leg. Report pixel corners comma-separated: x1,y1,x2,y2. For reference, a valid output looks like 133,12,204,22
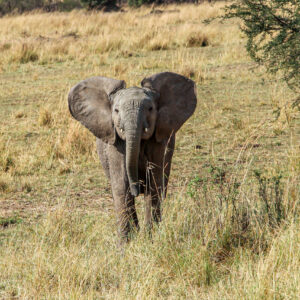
108,144,139,243
113,190,139,242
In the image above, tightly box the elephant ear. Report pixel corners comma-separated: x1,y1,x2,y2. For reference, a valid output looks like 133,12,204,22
68,76,126,144
141,72,197,142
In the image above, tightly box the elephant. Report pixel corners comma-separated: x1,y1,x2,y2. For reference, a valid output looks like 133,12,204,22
68,72,197,242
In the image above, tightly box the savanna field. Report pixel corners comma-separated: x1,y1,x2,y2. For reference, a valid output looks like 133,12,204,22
0,2,299,298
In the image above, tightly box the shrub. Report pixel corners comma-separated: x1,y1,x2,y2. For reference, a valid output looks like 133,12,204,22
222,0,300,92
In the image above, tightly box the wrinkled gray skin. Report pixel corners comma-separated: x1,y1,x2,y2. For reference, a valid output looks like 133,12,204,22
96,88,174,239
68,72,197,243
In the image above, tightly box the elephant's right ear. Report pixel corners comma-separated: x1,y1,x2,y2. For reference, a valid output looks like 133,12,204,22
68,76,126,144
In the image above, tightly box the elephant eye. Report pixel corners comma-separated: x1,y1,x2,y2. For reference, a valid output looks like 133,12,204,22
115,108,119,113
149,107,153,112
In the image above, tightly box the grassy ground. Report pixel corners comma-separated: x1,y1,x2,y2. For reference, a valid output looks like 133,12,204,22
0,2,299,299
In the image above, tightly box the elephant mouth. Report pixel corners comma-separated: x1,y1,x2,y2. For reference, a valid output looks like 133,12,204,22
117,124,154,142
141,126,154,140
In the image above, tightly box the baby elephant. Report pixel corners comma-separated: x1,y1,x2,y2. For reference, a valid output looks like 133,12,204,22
68,72,197,242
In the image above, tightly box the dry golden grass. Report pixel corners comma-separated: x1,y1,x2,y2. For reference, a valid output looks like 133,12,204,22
0,2,299,299
0,3,231,67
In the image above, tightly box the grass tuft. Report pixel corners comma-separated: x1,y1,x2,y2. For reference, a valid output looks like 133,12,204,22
14,111,26,118
0,216,22,228
11,44,39,64
0,154,15,173
0,179,9,192
185,31,209,47
38,108,52,126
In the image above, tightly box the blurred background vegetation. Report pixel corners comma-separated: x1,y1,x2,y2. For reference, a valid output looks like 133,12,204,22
0,0,217,15
0,0,82,14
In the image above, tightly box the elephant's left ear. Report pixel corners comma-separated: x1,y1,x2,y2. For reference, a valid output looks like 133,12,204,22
141,72,197,142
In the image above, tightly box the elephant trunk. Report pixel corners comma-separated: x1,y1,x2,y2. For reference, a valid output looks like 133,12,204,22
125,110,142,197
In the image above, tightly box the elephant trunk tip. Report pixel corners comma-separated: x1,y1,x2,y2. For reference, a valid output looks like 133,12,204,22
130,183,140,197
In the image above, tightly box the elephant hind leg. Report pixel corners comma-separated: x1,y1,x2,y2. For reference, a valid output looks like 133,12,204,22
144,163,163,230
144,192,161,231
127,194,139,231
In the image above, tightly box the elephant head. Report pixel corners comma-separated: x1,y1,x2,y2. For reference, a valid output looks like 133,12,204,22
68,72,197,197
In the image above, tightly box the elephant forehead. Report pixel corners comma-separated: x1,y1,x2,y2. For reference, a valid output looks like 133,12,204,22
116,87,151,103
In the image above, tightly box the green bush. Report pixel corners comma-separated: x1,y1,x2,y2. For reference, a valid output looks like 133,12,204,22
222,0,300,92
